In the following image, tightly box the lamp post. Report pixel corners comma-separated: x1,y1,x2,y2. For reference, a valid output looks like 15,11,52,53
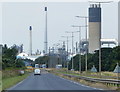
59,40,66,68
66,31,77,70
71,25,86,73
61,36,72,69
61,36,73,56
61,36,69,57
75,16,88,72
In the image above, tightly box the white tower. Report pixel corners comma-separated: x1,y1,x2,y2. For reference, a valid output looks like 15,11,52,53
118,2,120,46
44,7,48,55
29,26,32,56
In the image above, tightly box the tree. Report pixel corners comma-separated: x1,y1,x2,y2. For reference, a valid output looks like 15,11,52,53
68,46,120,72
35,56,49,67
2,44,25,69
15,59,25,68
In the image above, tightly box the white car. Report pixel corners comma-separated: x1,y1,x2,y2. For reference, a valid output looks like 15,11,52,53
34,69,41,75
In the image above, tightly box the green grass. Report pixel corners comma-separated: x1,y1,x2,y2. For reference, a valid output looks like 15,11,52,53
2,73,29,90
54,69,119,80
52,69,120,90
116,88,120,91
0,71,2,92
1,67,31,91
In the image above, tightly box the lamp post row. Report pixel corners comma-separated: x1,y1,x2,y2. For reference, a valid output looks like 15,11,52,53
65,31,75,70
71,25,86,73
61,16,89,72
75,16,89,72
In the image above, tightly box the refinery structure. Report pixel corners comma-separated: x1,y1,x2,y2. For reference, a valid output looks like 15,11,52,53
22,1,119,68
27,2,118,56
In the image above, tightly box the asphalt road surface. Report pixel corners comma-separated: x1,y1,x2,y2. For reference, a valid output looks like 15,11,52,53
8,69,101,90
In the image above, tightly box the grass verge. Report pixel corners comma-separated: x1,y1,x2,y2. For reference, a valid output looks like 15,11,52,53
2,73,29,90
0,71,2,92
53,69,119,80
49,69,120,90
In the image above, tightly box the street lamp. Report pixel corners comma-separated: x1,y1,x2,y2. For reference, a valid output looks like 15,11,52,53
59,40,66,68
71,25,86,73
53,43,60,53
66,31,77,70
61,36,72,57
61,36,72,70
75,16,89,72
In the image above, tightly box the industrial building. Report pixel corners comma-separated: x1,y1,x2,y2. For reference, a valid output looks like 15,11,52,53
89,4,101,53
76,39,118,55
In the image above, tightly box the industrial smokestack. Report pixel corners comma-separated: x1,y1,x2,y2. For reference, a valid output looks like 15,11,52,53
44,7,48,55
45,7,47,11
118,2,120,46
29,26,32,56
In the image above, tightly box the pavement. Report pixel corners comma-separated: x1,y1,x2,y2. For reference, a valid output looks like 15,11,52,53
8,69,102,90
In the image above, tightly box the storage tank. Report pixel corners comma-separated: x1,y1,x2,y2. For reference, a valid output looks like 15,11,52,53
89,4,101,53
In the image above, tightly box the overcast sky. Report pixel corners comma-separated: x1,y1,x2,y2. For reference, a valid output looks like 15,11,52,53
1,1,118,53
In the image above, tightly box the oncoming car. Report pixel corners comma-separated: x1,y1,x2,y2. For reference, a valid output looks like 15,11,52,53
34,69,41,75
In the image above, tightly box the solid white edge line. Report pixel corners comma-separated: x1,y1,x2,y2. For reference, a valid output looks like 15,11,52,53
7,74,31,90
58,75,104,90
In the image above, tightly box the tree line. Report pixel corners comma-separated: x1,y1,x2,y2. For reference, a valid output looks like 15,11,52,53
68,46,120,72
33,46,120,71
2,44,25,70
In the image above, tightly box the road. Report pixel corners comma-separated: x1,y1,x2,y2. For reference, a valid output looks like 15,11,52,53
8,69,101,90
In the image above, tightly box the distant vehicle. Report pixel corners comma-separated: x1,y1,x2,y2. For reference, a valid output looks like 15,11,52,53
42,64,46,68
26,66,33,70
71,69,74,71
35,64,39,68
56,64,62,69
34,69,41,75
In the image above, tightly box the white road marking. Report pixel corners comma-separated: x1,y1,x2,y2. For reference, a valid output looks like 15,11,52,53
8,80,24,90
7,72,103,91
58,76,103,90
7,75,30,90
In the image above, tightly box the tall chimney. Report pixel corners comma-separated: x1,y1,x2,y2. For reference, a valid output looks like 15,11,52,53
44,7,48,55
29,26,32,56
